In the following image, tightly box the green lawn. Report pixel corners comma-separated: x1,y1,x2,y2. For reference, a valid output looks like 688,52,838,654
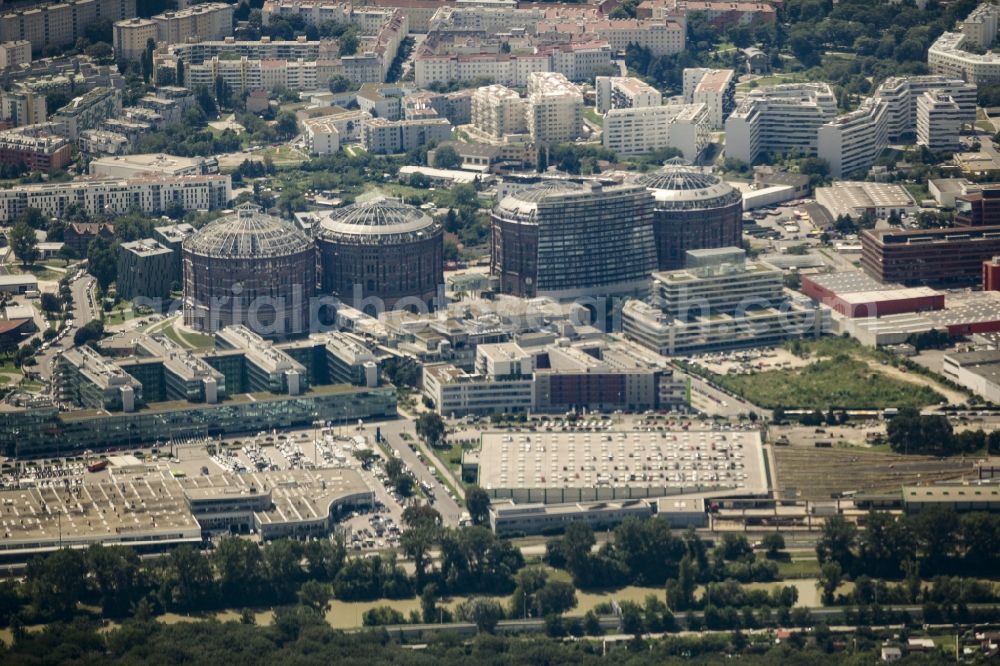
776,557,822,579
713,357,944,410
161,322,215,350
583,107,603,126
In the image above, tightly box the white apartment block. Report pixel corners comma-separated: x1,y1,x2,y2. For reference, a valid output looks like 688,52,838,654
595,76,661,114
0,174,231,223
152,2,234,46
527,72,583,144
603,103,709,160
90,153,217,178
114,18,157,61
873,75,976,141
361,117,452,154
427,6,543,33
415,42,612,88
817,97,889,178
302,117,341,155
538,19,684,57
186,57,330,95
917,91,964,151
0,88,46,127
929,31,1000,85
962,3,999,49
0,40,30,70
307,110,371,145
724,83,837,164
472,84,527,138
683,68,735,129
0,0,136,52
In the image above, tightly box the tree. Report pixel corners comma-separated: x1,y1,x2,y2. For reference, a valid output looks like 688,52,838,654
40,292,62,313
25,548,87,619
815,515,856,570
433,146,462,170
74,319,105,347
141,38,156,82
85,544,142,617
420,583,439,623
339,34,359,56
465,485,491,526
761,534,785,559
535,580,577,617
402,504,441,529
214,75,233,108
562,522,596,570
9,221,38,266
328,75,357,93
87,236,117,291
401,525,436,587
297,581,332,613
817,561,843,605
57,245,77,265
415,412,445,447
276,111,299,138
212,537,265,604
456,596,504,633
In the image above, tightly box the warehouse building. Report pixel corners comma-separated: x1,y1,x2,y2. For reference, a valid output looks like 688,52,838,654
800,271,945,318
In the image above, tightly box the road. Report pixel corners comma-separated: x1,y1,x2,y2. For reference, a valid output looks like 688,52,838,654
675,367,770,419
35,274,95,382
376,417,465,527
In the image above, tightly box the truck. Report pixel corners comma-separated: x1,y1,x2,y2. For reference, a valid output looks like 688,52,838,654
87,460,108,473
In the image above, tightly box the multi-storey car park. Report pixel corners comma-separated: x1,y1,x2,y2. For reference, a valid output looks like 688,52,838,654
465,428,768,505
0,466,373,560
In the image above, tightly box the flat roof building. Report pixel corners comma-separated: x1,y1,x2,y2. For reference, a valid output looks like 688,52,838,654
595,76,661,113
56,345,143,412
471,428,768,504
90,153,218,178
117,238,174,303
725,83,837,164
816,182,918,221
623,248,829,355
861,225,1000,285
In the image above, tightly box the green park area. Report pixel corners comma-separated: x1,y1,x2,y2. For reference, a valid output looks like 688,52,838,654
694,338,947,411
714,356,944,411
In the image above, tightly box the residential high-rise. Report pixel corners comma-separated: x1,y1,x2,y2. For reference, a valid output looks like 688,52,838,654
817,97,889,178
471,84,526,138
527,72,583,144
724,83,837,164
0,40,30,70
602,103,709,160
873,75,976,141
113,18,157,61
682,68,735,129
490,180,657,300
916,91,964,151
595,76,661,113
